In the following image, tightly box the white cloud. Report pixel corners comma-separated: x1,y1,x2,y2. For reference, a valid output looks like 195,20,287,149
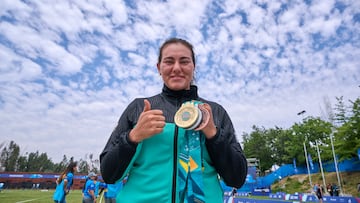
103,0,128,25
0,0,359,163
0,45,42,82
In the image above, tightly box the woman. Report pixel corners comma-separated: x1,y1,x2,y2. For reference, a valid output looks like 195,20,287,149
53,161,77,203
100,38,247,203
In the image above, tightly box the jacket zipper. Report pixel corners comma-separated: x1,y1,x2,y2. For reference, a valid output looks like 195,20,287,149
171,126,179,203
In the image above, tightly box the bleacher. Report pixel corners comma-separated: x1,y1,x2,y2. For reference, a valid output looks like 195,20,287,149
221,157,360,202
237,157,360,191
0,172,90,190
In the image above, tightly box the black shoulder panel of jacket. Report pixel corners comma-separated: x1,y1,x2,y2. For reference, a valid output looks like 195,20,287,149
201,99,248,188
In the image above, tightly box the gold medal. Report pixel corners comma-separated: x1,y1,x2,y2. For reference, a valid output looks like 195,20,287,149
174,102,200,129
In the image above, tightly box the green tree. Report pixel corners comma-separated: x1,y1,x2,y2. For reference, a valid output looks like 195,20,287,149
288,117,332,165
53,155,70,173
285,127,306,166
269,128,293,165
243,126,274,174
16,155,28,171
0,141,20,171
78,158,90,174
25,151,54,172
333,96,349,126
332,98,360,160
38,153,54,172
27,151,41,172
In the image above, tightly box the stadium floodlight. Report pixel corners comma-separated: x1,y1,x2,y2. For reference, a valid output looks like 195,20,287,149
297,110,306,116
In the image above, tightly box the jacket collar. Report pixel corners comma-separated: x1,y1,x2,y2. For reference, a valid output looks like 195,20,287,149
161,84,199,101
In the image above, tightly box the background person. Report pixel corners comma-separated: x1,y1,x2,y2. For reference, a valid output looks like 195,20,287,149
0,182,4,192
100,37,248,203
103,180,125,203
332,183,339,196
82,172,97,203
315,183,323,203
94,177,105,199
53,161,77,203
326,183,333,196
82,175,90,196
231,187,238,197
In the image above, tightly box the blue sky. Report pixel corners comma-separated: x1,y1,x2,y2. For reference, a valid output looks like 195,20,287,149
0,0,359,163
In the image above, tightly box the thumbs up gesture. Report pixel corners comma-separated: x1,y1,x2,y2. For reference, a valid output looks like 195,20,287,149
128,99,165,143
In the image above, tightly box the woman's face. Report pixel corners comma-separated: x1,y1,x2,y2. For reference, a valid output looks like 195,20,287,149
157,43,195,91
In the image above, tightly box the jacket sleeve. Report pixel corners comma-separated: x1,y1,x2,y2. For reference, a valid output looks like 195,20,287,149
205,103,248,188
100,100,141,184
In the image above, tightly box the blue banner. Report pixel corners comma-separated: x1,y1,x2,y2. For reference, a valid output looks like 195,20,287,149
358,148,360,160
308,153,314,170
0,173,88,180
293,158,297,172
224,195,359,203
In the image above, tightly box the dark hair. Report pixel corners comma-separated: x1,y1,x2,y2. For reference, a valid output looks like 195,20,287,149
66,161,78,173
57,161,77,183
157,38,196,66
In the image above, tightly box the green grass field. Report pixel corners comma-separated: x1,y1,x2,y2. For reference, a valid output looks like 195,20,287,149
0,189,282,203
0,189,86,203
0,189,268,203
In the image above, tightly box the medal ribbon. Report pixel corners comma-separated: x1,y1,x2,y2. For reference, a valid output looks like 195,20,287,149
178,101,205,203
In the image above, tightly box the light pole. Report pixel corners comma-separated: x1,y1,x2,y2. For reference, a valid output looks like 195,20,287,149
303,139,312,188
315,140,326,192
330,129,343,195
297,110,312,188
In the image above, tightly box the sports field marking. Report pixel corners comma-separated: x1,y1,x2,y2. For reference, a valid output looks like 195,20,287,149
16,198,41,203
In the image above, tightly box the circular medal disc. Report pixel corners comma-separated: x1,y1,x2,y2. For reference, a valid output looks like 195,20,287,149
195,104,210,131
187,107,203,130
174,103,199,129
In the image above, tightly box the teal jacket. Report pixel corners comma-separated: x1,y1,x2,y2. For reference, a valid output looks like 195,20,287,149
100,85,247,203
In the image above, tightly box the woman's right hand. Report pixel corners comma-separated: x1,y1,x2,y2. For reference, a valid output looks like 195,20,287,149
128,99,165,143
